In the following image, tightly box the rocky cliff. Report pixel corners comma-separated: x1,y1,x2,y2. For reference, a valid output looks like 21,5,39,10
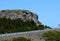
0,10,41,26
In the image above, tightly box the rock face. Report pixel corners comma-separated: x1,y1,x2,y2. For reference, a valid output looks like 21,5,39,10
0,10,41,26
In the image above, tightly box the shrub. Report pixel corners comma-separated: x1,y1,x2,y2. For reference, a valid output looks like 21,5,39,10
43,30,60,41
1,10,22,14
12,37,31,41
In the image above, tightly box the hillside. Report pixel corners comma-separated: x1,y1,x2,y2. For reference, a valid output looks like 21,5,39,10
0,29,60,41
0,10,51,34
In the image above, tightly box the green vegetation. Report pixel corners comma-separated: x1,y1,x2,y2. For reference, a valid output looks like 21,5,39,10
1,10,22,14
43,30,60,41
3,37,31,41
0,17,51,34
12,37,31,41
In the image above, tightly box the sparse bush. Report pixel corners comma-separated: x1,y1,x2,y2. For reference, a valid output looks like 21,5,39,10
12,37,31,41
43,30,60,41
1,10,22,14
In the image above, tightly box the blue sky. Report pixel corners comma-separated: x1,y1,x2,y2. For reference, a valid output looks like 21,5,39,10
0,0,60,28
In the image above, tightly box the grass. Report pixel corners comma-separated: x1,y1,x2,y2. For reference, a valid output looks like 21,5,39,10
0,10,23,14
43,30,60,41
2,37,31,41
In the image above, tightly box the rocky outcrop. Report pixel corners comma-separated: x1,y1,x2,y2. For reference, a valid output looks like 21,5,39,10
0,10,41,26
